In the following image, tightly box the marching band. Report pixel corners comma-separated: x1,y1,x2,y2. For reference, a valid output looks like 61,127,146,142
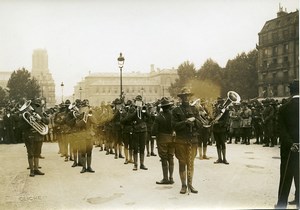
0,83,298,200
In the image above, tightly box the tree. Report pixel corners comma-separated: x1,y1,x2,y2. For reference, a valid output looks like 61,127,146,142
169,61,197,97
7,68,40,102
0,86,8,107
192,58,223,99
223,50,258,100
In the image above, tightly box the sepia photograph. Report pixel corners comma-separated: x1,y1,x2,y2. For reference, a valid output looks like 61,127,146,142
0,0,299,209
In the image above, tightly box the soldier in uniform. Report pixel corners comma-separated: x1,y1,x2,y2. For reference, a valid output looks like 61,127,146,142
78,99,97,173
122,95,150,171
172,87,201,194
120,100,134,164
152,97,175,185
21,98,49,177
262,98,275,147
111,98,124,159
240,101,252,145
212,97,230,164
197,98,211,159
275,80,299,209
252,103,264,144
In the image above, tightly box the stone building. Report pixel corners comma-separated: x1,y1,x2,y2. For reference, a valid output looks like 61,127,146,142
31,49,56,107
257,7,299,98
0,71,12,88
74,65,178,106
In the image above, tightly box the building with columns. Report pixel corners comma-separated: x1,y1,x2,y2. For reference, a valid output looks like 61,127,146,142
257,8,299,98
74,65,178,106
31,49,56,107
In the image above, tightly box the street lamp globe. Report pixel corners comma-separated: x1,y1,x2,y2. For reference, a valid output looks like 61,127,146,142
118,53,125,68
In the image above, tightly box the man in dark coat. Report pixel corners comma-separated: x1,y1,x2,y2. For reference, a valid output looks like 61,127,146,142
172,87,202,194
275,80,299,209
152,97,175,185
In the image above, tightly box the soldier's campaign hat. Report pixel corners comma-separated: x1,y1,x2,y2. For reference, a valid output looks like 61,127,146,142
113,98,122,105
160,97,173,107
135,95,143,101
177,87,193,97
125,100,133,106
32,98,42,106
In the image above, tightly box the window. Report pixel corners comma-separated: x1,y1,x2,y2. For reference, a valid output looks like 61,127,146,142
272,46,278,56
283,43,289,54
272,32,278,42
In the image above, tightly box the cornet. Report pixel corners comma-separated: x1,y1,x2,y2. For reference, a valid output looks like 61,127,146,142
19,100,49,135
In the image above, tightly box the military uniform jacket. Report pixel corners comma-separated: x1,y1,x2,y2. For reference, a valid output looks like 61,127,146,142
278,96,299,159
172,104,201,143
121,107,150,133
151,110,174,143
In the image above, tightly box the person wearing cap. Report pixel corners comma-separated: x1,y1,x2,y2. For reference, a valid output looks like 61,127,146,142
152,97,175,185
120,99,135,164
172,87,201,194
21,98,49,177
240,101,252,145
77,99,97,173
212,96,230,164
262,98,275,147
122,95,150,170
197,98,211,159
111,98,125,159
275,79,299,209
228,103,241,144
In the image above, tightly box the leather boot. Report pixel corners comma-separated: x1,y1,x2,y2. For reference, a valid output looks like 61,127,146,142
119,145,124,158
222,149,229,164
140,153,148,170
86,156,95,173
124,148,129,164
187,165,198,193
179,163,187,194
28,157,35,177
150,141,156,156
203,147,209,159
133,153,138,171
128,150,134,163
168,157,174,184
214,148,222,163
156,160,169,184
198,146,203,159
34,158,44,175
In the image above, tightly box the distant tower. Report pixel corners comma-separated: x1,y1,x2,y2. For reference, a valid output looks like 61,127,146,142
31,49,56,107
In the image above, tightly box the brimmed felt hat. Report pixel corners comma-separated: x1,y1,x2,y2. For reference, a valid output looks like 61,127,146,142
160,97,173,107
177,87,193,97
135,95,143,101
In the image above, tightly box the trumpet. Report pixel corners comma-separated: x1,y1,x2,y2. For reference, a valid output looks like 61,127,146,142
19,100,49,135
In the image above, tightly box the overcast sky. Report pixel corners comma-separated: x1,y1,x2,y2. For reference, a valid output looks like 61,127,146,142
0,0,298,97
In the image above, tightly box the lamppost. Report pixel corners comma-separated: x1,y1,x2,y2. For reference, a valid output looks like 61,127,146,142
118,52,125,101
79,87,82,100
60,82,64,103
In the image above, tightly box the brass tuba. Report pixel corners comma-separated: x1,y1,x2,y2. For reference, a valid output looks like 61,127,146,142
19,100,49,135
211,91,241,124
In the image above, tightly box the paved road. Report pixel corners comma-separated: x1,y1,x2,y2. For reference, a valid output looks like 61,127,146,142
0,141,296,210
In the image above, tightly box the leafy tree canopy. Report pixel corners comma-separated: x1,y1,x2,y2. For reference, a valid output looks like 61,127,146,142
7,68,40,103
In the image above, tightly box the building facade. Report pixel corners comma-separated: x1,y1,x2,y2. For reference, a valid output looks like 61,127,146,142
257,8,299,98
31,49,56,107
74,65,178,106
0,71,12,88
